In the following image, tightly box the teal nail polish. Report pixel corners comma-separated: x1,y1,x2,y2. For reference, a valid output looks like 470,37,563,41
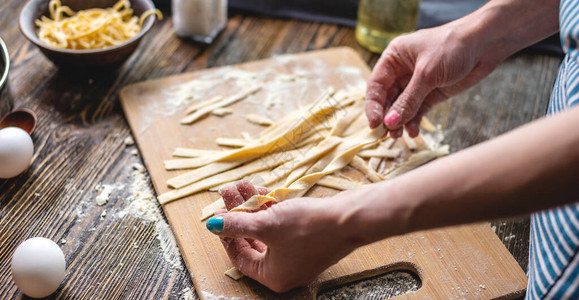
206,216,224,233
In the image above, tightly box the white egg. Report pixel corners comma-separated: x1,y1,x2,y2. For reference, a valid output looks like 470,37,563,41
11,237,66,298
0,127,34,179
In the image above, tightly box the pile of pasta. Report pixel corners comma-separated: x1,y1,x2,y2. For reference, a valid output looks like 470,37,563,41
35,0,162,50
158,85,449,280
158,86,449,220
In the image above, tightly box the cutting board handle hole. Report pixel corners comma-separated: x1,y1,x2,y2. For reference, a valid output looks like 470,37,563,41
317,267,422,299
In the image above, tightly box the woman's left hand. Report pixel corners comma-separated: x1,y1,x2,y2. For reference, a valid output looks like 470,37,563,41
206,180,365,293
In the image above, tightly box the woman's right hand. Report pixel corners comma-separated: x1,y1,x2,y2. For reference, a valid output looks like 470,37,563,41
365,22,501,138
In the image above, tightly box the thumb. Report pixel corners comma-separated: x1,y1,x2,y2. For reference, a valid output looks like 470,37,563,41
206,211,266,240
384,70,433,130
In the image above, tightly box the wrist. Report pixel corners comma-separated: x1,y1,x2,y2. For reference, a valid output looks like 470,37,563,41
446,0,559,65
332,182,414,248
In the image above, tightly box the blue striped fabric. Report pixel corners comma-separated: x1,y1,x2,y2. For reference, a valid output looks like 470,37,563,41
526,1,579,298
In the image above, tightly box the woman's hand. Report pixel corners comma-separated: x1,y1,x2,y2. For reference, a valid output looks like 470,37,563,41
206,180,368,293
366,24,499,138
365,0,559,138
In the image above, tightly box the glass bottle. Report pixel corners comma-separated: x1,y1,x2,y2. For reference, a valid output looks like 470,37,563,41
356,0,421,53
172,0,228,44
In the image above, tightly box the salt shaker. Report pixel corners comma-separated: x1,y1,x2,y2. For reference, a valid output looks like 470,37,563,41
172,0,227,43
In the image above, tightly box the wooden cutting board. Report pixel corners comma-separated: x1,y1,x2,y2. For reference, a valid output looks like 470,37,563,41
119,47,527,299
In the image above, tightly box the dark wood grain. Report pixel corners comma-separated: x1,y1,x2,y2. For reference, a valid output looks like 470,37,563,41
0,1,562,299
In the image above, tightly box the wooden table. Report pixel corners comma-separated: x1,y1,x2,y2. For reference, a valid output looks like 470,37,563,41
0,1,563,299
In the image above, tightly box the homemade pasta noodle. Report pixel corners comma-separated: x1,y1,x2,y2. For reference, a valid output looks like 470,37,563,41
35,0,162,50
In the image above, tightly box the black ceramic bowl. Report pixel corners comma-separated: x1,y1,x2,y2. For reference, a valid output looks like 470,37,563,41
0,36,11,118
0,37,8,90
19,0,158,69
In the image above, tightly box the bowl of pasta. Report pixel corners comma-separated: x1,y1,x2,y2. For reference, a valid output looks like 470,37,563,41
19,0,161,69
0,36,11,118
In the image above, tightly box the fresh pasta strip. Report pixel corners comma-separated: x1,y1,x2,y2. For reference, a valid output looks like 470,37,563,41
216,138,248,148
164,92,347,171
257,88,335,139
283,162,313,187
317,175,364,190
246,114,274,126
255,87,359,141
402,131,418,150
36,0,162,50
164,150,236,170
241,132,252,141
158,149,301,204
172,148,217,158
224,267,244,280
243,169,272,186
369,156,382,171
206,91,355,164
294,132,326,149
357,148,402,159
201,198,226,221
349,156,384,182
328,101,365,137
167,160,246,189
254,137,342,187
420,117,437,132
413,134,427,149
342,112,368,137
185,95,224,115
280,102,368,186
279,104,366,187
170,137,339,190
384,146,450,179
211,108,234,117
242,137,341,188
367,138,396,169
181,85,262,124
230,127,386,212
380,138,397,150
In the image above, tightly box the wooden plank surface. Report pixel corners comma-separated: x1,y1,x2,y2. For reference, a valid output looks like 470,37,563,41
120,47,528,299
0,0,562,298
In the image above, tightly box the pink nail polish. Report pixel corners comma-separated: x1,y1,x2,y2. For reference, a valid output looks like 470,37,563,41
384,111,400,127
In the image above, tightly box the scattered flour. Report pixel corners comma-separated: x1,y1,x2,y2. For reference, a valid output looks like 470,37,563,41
180,287,195,300
157,55,375,120
95,184,117,206
421,126,446,150
200,291,244,300
271,53,298,65
504,234,516,241
61,178,89,220
160,78,220,116
117,163,184,270
124,136,135,146
337,64,364,77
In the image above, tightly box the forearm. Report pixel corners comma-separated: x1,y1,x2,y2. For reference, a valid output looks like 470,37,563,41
341,106,579,245
453,0,559,62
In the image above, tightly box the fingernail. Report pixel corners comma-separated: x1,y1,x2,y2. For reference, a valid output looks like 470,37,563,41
384,111,400,127
395,128,404,137
206,216,224,233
